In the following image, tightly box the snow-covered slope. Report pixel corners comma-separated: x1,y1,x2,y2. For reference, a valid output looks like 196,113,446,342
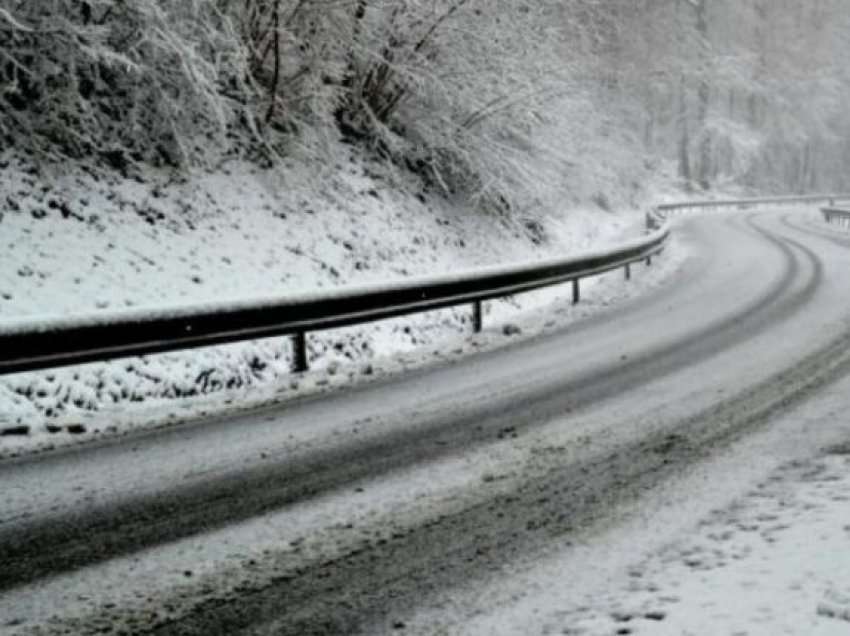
0,148,684,456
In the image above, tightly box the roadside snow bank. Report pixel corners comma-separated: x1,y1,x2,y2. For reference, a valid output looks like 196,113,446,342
0,149,682,456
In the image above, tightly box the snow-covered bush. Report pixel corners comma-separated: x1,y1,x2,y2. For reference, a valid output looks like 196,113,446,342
0,1,627,212
0,1,264,166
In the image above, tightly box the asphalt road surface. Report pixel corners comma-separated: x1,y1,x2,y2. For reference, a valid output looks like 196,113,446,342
2,209,850,635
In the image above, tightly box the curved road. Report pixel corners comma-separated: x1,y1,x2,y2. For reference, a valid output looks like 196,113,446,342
2,209,850,635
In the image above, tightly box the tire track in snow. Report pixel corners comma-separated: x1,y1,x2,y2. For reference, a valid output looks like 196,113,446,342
105,219,850,634
778,212,850,249
5,212,850,636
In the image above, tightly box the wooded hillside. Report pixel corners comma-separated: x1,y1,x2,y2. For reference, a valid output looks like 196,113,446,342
2,1,849,208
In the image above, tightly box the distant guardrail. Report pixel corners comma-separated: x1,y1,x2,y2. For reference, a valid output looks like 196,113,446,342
821,207,850,228
647,194,850,230
656,193,850,214
1,193,844,376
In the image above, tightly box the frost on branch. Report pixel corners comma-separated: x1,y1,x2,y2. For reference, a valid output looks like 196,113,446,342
0,1,586,213
0,0,258,167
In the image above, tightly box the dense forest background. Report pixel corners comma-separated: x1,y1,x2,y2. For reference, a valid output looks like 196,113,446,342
2,1,849,211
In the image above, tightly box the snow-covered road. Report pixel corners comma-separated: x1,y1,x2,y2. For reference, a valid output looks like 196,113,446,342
2,209,850,635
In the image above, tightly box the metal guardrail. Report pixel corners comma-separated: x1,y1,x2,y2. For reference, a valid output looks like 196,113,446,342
647,194,850,230
655,194,850,214
1,192,843,376
822,207,850,228
0,228,669,375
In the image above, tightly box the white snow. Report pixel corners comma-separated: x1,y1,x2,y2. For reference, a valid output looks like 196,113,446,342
399,372,850,636
0,148,681,457
1,210,849,634
563,451,850,636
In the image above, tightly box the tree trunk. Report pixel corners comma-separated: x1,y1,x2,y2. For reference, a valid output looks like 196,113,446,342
678,75,692,190
694,0,711,190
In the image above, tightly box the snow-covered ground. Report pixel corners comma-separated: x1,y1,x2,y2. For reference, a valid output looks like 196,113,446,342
561,448,850,635
4,210,850,636
402,328,850,636
4,178,850,634
0,149,684,457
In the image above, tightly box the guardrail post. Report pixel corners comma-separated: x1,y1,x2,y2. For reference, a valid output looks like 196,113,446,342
472,300,483,333
572,279,580,304
292,332,309,373
625,264,631,281
646,255,652,266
